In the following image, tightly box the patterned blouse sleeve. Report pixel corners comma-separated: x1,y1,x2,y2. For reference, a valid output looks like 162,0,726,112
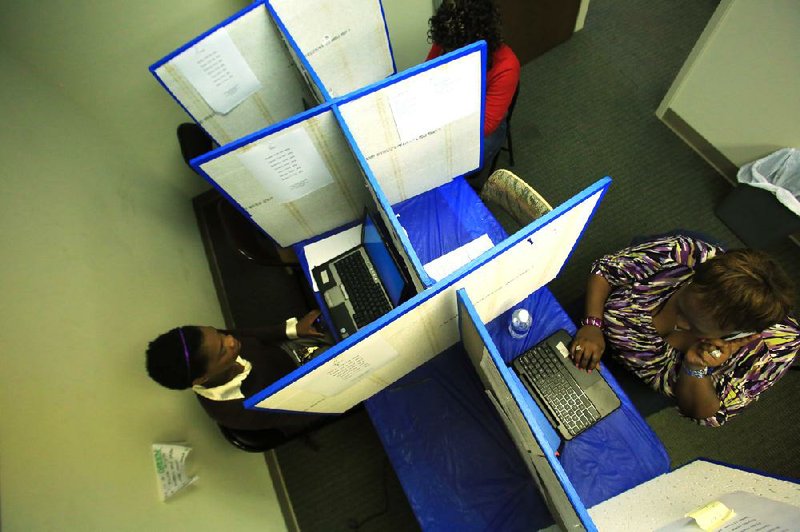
698,317,800,427
590,235,721,287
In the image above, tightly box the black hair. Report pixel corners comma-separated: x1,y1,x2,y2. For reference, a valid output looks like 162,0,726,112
428,0,503,60
145,326,208,390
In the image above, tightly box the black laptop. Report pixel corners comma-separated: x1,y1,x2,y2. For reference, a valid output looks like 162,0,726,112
312,210,412,339
511,329,620,440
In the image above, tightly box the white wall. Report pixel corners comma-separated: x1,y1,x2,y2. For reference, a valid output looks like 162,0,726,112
657,0,800,168
0,1,286,530
383,0,435,71
0,1,433,529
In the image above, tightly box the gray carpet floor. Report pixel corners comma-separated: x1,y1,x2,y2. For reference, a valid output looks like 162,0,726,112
276,0,800,529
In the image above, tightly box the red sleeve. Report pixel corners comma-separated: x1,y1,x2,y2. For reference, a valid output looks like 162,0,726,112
484,46,520,136
426,43,444,61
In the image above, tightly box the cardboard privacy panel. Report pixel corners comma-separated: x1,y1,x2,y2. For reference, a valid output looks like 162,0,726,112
150,2,312,145
193,107,368,247
244,178,611,414
337,43,485,204
457,290,594,531
459,179,609,324
267,0,395,100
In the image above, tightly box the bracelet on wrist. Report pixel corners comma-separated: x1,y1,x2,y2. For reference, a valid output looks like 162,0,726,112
581,316,603,329
682,363,710,378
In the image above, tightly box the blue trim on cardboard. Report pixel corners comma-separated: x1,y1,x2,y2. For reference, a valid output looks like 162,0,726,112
187,105,334,248
190,102,332,168
456,290,596,531
376,0,397,75
149,1,265,71
265,0,332,101
187,104,336,249
431,177,612,289
335,41,486,107
243,277,435,410
148,70,209,139
244,178,612,412
687,458,800,484
333,42,486,189
477,43,487,171
330,105,433,288
147,2,266,142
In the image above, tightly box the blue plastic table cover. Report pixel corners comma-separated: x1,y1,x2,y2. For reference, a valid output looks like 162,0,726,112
362,177,669,529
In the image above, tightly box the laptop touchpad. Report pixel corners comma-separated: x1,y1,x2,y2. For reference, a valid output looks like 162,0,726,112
324,287,346,307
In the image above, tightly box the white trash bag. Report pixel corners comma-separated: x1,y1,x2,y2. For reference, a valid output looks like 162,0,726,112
737,148,800,217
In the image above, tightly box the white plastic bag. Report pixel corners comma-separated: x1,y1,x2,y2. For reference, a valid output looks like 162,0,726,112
736,148,800,217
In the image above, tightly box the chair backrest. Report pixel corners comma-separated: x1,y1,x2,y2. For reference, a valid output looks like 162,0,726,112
218,424,288,452
479,169,553,230
506,82,520,124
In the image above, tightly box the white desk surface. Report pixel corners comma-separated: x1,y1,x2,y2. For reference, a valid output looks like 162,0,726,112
588,459,800,531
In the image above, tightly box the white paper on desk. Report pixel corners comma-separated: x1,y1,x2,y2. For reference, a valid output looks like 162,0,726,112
424,234,493,282
152,443,198,501
237,127,334,205
387,59,474,144
303,225,361,291
656,490,800,532
172,28,261,114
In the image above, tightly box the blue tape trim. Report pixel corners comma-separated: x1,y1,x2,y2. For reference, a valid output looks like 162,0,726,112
148,3,267,142
431,177,612,287
265,0,331,101
456,289,596,531
477,43,487,171
243,281,433,409
377,0,397,75
190,102,332,168
335,41,486,107
149,1,265,71
690,458,800,484
148,69,209,139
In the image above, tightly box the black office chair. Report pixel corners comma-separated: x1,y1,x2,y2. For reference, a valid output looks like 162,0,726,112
177,123,213,168
490,82,521,172
218,424,292,453
216,198,300,268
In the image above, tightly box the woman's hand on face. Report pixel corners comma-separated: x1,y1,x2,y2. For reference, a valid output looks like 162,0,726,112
570,325,605,371
297,309,325,338
685,334,759,369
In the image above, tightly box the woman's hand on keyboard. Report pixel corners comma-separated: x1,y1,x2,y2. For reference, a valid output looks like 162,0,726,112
570,325,605,372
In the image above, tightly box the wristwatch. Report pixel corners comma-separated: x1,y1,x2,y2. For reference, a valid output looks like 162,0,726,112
682,364,710,378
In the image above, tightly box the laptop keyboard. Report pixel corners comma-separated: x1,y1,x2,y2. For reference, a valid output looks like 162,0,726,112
515,343,600,438
335,252,392,328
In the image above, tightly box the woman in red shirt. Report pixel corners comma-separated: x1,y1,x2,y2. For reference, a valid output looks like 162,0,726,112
427,0,520,188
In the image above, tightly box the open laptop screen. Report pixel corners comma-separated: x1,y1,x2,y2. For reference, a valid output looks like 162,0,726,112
363,212,406,306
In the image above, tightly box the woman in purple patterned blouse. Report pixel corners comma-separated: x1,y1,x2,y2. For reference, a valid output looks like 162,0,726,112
569,235,798,427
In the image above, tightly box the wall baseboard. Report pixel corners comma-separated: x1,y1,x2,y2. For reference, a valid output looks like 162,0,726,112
265,450,300,532
659,108,739,185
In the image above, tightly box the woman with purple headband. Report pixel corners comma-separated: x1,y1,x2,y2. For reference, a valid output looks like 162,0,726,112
146,309,328,439
569,234,799,427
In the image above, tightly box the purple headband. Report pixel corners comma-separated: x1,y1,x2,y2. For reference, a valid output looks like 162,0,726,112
178,328,191,382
